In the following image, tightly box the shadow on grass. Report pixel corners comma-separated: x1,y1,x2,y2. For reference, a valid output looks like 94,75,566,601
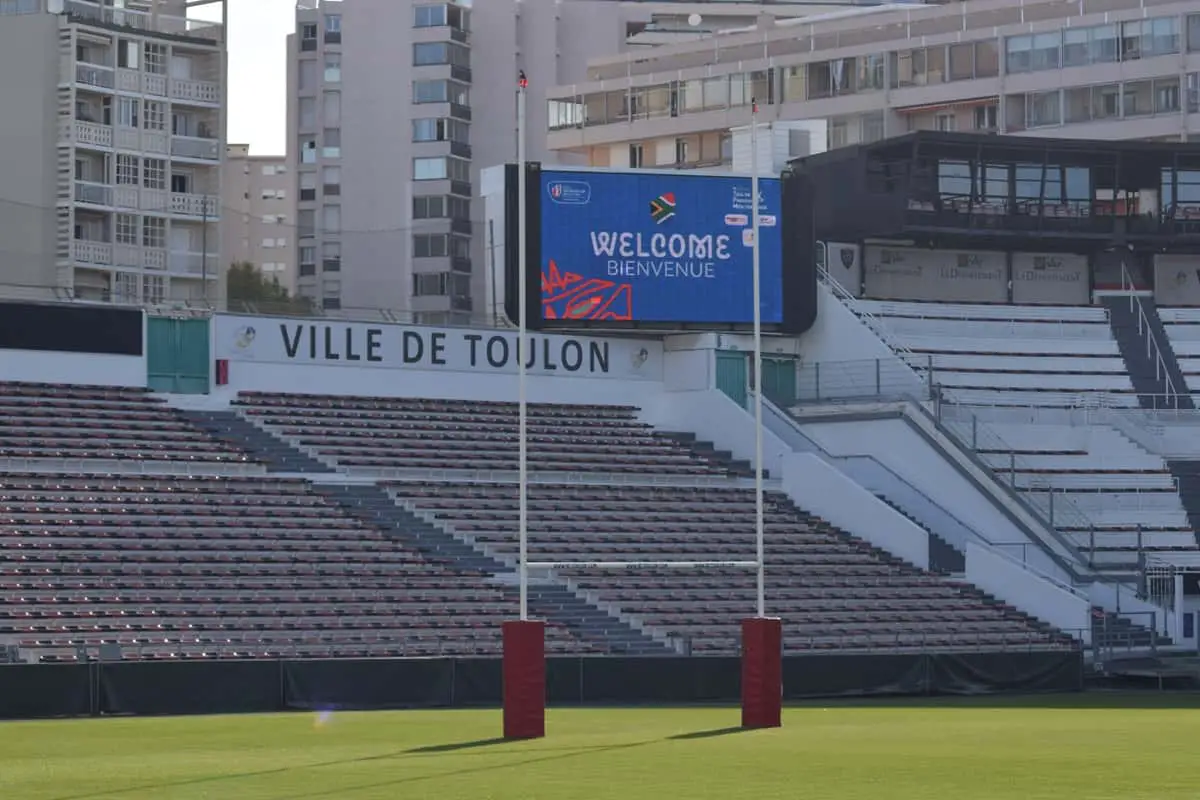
666,726,747,741
406,737,511,754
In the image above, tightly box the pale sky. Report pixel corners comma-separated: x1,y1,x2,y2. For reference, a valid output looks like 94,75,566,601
192,0,295,156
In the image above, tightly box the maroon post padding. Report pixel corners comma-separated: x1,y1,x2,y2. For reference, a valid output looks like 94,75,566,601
741,617,783,729
502,619,546,739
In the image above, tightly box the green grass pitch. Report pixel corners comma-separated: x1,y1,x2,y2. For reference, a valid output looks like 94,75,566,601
5,694,1200,800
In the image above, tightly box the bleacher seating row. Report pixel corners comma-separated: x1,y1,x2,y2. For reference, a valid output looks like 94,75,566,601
0,382,1066,661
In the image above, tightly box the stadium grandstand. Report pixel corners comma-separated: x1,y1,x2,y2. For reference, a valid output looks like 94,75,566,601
9,130,1200,719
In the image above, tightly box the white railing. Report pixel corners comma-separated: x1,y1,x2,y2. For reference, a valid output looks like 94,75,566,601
168,251,219,277
114,245,167,271
169,192,219,218
71,120,112,148
818,263,925,380
65,0,224,42
1122,263,1181,409
170,135,219,161
71,240,112,265
74,63,113,89
170,78,221,105
73,180,112,206
142,73,167,97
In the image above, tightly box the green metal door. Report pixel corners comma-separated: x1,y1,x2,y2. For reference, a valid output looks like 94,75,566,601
761,357,798,406
715,350,748,409
147,317,211,394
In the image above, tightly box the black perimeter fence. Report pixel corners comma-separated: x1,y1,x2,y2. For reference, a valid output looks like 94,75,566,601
0,651,1082,720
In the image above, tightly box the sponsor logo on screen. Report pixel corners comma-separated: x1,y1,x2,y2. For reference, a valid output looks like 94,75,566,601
547,180,591,205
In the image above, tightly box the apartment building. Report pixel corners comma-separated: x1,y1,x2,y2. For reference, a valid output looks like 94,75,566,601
0,0,225,306
544,0,1200,170
285,0,872,323
221,145,294,293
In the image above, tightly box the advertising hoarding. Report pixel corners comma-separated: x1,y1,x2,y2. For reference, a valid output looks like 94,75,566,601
1011,253,1089,305
537,169,783,325
1154,254,1200,306
863,247,1007,302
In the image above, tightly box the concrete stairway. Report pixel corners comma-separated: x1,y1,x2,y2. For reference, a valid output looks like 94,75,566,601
875,494,966,574
657,431,763,478
1091,606,1171,651
315,483,669,655
180,410,330,473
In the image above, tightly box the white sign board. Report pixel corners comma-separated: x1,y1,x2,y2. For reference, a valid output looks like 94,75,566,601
213,315,662,380
824,242,862,296
1155,255,1200,306
1011,252,1089,305
863,247,1007,302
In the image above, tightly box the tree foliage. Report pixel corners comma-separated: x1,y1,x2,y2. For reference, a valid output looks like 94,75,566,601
226,262,311,314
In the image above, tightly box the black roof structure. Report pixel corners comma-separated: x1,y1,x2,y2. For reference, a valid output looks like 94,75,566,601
788,131,1200,252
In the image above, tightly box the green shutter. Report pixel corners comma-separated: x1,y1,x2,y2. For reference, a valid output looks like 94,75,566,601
146,317,211,394
761,357,797,407
716,350,748,409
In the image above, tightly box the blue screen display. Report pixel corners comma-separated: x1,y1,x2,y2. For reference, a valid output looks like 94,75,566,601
538,170,783,324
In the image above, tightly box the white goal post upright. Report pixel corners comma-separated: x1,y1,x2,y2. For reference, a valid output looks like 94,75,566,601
751,97,766,619
517,71,530,622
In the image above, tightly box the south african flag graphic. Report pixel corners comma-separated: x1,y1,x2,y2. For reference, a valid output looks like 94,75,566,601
649,192,676,224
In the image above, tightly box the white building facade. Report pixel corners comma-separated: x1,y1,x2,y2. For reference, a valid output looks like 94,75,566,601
0,0,225,306
221,145,294,294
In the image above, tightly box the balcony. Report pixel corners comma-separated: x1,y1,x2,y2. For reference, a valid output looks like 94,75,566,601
169,193,220,218
168,251,219,277
114,245,167,271
170,78,221,106
70,120,113,149
115,126,170,154
72,240,113,266
74,181,114,207
171,135,220,161
65,0,224,43
75,63,114,90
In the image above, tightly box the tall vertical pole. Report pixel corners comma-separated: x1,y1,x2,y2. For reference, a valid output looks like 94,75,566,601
517,71,529,622
751,99,765,619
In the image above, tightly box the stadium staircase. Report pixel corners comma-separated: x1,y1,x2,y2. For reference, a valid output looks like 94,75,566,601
1101,297,1200,547
178,410,331,473
657,431,761,479
1091,606,1164,650
875,495,965,574
314,483,669,655
1101,296,1193,411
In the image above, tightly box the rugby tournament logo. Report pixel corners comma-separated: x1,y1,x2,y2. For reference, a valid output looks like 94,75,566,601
649,192,676,224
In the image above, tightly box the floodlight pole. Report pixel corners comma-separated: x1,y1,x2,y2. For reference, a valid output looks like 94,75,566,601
751,99,765,620
517,71,529,622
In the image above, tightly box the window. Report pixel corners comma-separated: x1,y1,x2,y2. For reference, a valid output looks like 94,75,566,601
300,138,317,164
298,60,317,91
143,100,165,131
143,43,165,75
629,143,644,168
1030,33,1061,71
116,154,139,185
1123,17,1179,60
1155,76,1181,114
412,117,469,143
948,43,974,81
116,214,139,245
322,204,341,233
142,217,165,249
324,53,341,82
934,113,956,132
323,92,341,125
414,42,448,65
116,40,138,69
143,275,164,304
414,195,446,218
413,79,469,105
413,233,449,258
675,138,689,165
322,165,341,192
1092,84,1121,119
324,14,341,33
300,245,316,266
117,97,139,128
1064,86,1093,123
262,237,277,248
323,296,341,310
413,156,470,181
322,241,341,270
973,104,998,131
300,172,317,201
858,55,885,91
142,157,166,189
298,210,316,237
1005,35,1032,73
322,128,341,158
414,4,447,27
1026,90,1061,127
301,22,317,50
298,97,316,129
